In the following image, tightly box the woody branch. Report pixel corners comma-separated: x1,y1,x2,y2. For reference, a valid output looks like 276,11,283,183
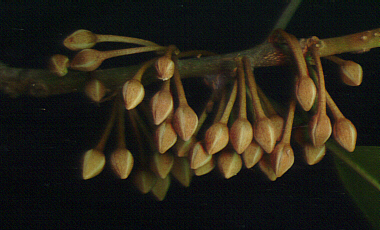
0,28,379,98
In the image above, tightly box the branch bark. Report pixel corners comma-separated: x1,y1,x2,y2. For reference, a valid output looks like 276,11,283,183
0,28,379,98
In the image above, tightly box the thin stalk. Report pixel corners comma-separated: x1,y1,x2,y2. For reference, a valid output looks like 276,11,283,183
257,86,277,117
95,100,118,151
311,45,327,114
219,80,238,124
163,45,178,59
96,34,161,46
100,46,166,60
243,57,266,119
127,109,148,166
282,97,296,144
133,58,158,81
326,91,344,120
212,88,228,123
116,101,126,149
172,56,188,107
236,57,247,119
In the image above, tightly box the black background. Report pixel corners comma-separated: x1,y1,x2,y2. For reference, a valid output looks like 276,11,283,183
0,1,379,229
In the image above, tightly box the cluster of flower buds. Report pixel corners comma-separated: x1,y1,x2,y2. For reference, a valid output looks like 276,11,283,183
53,29,360,200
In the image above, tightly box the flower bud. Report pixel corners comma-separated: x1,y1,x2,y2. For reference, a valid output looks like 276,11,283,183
171,156,192,187
172,105,198,141
189,141,212,169
150,88,173,125
258,154,277,181
204,122,229,155
64,29,97,51
155,56,175,81
155,119,177,154
269,115,284,141
151,176,171,201
70,49,103,72
296,75,316,111
242,141,263,168
133,169,157,194
253,117,276,153
293,127,326,165
82,149,105,180
339,61,363,86
309,113,332,147
150,152,174,179
173,136,196,157
270,142,294,177
333,118,357,152
110,148,134,179
194,157,215,176
229,118,253,154
217,150,242,179
84,78,107,103
304,144,326,165
122,79,145,110
48,54,69,77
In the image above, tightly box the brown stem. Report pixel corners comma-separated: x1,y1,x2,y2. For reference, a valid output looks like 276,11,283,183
1,29,379,98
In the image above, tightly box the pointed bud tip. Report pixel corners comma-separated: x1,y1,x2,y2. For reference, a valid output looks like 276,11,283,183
340,61,363,86
229,118,253,154
82,149,106,180
242,141,264,168
49,54,69,77
151,176,171,201
110,148,134,179
333,118,357,152
150,152,174,179
304,144,326,165
151,89,173,125
296,76,316,111
155,121,177,154
189,141,212,169
64,29,97,51
133,170,157,194
270,143,294,177
217,150,242,179
204,122,229,155
155,56,175,81
70,49,102,72
172,105,198,141
309,113,332,147
254,118,276,153
123,79,145,110
84,79,107,103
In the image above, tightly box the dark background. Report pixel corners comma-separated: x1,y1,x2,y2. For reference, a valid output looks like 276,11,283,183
0,1,379,229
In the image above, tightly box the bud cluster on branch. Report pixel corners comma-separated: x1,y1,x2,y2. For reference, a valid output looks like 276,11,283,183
38,28,380,201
